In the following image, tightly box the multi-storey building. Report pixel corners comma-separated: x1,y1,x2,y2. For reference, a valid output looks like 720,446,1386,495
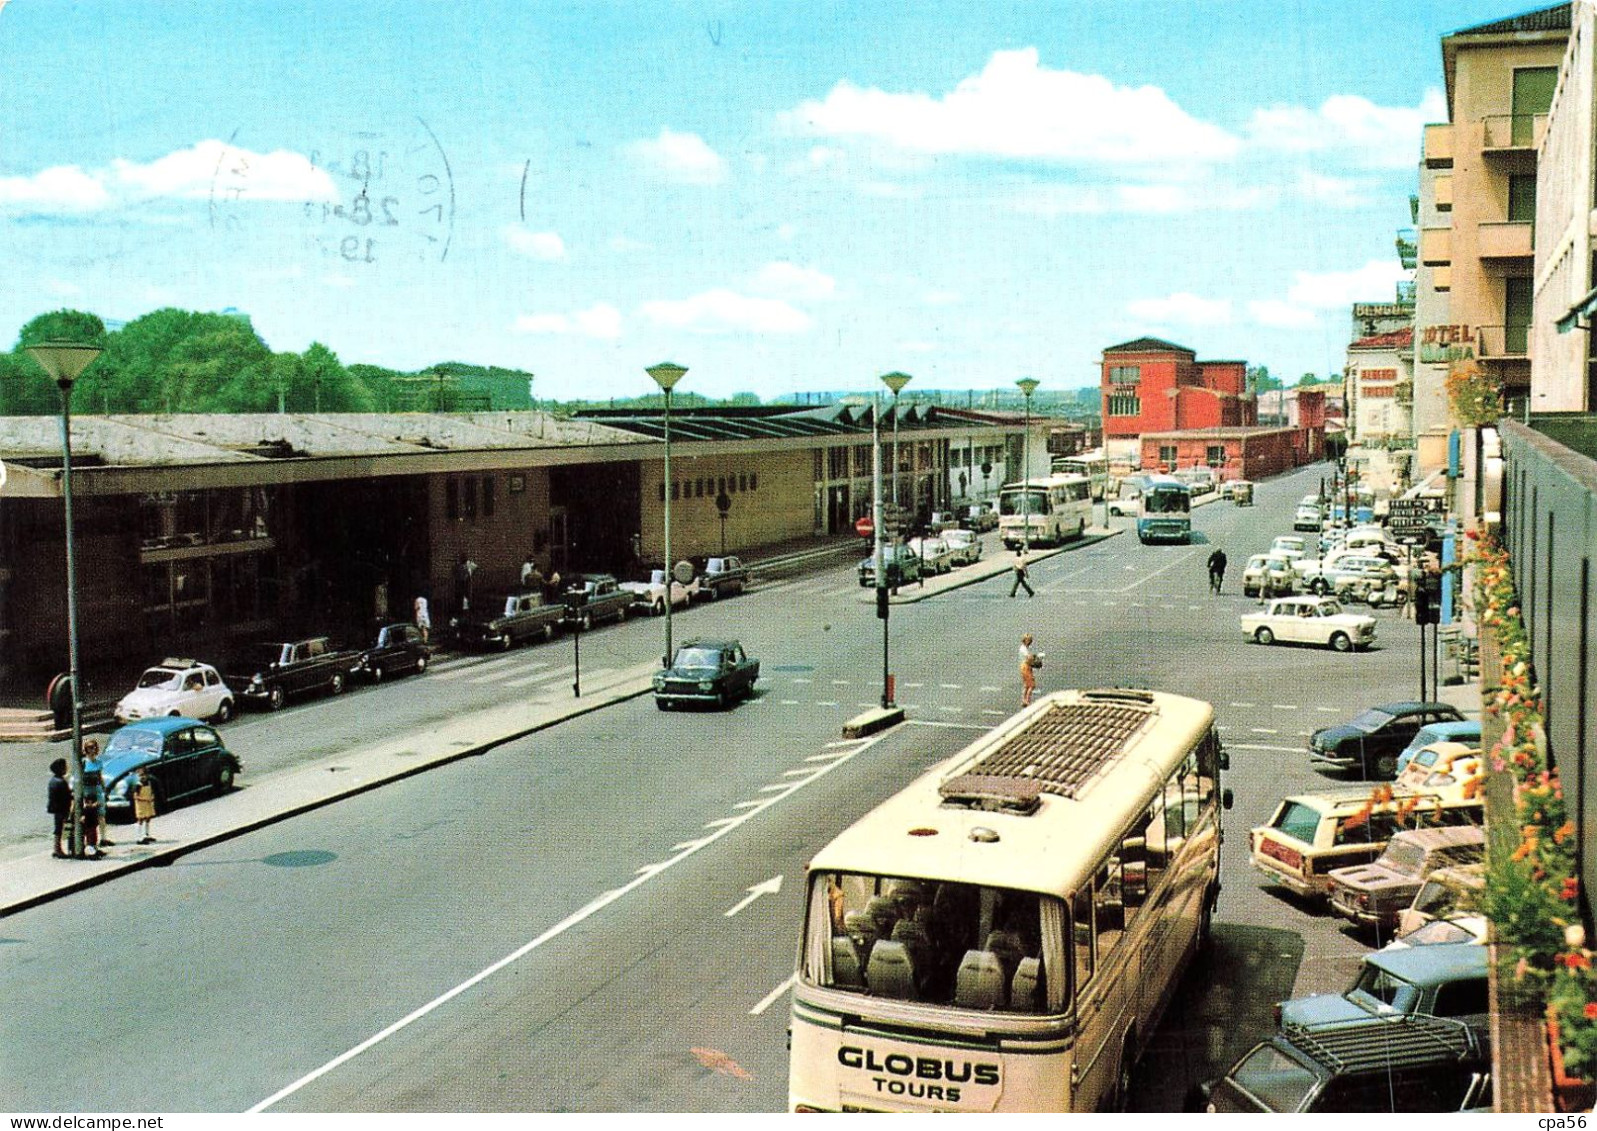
1098,337,1255,465
1345,328,1415,445
1414,3,1572,471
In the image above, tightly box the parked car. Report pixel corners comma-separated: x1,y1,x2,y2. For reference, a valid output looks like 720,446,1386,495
620,568,701,615
699,555,749,600
1249,786,1484,899
1385,914,1488,949
1191,1014,1491,1113
1309,702,1467,780
1242,595,1376,652
1175,466,1217,496
1395,743,1483,793
1241,553,1296,597
100,716,242,822
227,637,362,711
353,622,434,682
1396,720,1483,775
652,638,760,710
1299,552,1399,596
114,659,235,725
858,544,923,588
1293,504,1325,532
942,528,982,565
456,592,566,650
1277,942,1489,1032
1108,474,1153,517
561,573,633,629
906,536,953,574
1326,825,1486,934
926,511,959,534
1396,863,1486,940
1271,535,1309,560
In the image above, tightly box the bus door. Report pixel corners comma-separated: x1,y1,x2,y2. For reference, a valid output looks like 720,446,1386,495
1071,874,1136,1110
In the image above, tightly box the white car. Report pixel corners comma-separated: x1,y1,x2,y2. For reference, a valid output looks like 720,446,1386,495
1240,596,1377,652
1271,535,1309,560
1293,503,1324,532
907,536,954,574
1241,553,1296,597
1301,552,1400,596
619,568,700,615
941,528,983,565
115,659,236,724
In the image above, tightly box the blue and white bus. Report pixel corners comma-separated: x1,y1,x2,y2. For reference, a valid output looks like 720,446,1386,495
1136,476,1191,544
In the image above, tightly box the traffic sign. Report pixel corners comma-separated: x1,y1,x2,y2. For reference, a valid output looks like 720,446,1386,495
854,516,874,539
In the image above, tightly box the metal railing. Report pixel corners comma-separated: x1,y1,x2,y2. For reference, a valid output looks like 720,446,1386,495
1476,324,1529,358
1481,113,1548,150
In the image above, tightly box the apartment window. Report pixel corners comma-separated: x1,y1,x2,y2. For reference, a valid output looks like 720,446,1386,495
1511,67,1558,145
672,481,680,501
750,473,758,491
1508,174,1537,223
482,476,495,518
1159,445,1178,467
1109,365,1141,383
464,477,478,519
739,473,748,492
1107,394,1142,416
829,445,849,480
1206,445,1227,468
854,445,870,476
813,449,824,480
446,479,459,521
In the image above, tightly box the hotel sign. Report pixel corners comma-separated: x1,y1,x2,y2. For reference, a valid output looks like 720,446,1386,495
1419,324,1475,364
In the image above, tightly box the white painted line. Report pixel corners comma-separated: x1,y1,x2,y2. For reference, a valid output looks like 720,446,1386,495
760,783,793,794
750,973,798,1016
432,655,532,682
1226,743,1306,753
1231,702,1257,708
703,817,739,829
1316,706,1340,712
792,678,813,685
1271,704,1299,711
783,768,816,778
939,683,962,690
908,719,990,730
980,686,1002,693
824,739,867,749
671,839,710,853
816,700,840,707
832,679,850,686
903,682,925,689
982,709,1008,716
780,699,800,705
1250,728,1279,734
937,706,964,713
249,724,895,1112
733,800,764,811
504,664,581,689
807,751,851,762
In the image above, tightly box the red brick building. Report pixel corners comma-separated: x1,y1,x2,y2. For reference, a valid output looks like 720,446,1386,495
1138,389,1328,481
1100,337,1257,448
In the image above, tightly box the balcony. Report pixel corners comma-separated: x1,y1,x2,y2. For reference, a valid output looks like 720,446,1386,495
1424,123,1453,167
1396,229,1418,270
1434,174,1452,211
1477,324,1530,359
1477,220,1534,261
1482,113,1548,152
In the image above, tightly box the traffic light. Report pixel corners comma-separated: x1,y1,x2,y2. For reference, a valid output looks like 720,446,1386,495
1415,575,1441,625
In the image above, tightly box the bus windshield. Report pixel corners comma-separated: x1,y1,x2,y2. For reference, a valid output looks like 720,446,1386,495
806,873,1061,1014
999,490,1050,516
1143,488,1190,515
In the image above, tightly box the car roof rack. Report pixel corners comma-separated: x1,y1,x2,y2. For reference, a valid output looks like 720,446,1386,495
1281,1015,1479,1074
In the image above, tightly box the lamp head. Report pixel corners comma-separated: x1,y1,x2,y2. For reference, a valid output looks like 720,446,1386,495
26,341,102,389
646,362,687,392
879,371,912,396
1016,377,1040,399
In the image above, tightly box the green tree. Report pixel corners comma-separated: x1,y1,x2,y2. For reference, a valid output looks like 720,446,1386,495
1247,365,1280,392
16,309,106,349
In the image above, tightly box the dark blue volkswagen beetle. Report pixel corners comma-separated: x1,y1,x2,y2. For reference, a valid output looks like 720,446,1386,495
99,717,242,822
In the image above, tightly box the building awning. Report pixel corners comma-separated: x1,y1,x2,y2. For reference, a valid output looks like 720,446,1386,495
1557,284,1597,333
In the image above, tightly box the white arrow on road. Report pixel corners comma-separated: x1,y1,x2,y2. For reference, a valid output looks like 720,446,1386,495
724,875,783,918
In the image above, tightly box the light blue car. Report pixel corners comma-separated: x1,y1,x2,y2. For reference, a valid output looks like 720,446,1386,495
1395,719,1483,775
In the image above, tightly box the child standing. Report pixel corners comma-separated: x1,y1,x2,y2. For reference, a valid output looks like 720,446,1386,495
132,766,157,845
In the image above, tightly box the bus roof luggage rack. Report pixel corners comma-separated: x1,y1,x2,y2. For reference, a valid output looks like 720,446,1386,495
942,697,1156,805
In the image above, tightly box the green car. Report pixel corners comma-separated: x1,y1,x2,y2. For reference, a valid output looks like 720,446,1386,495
653,639,760,710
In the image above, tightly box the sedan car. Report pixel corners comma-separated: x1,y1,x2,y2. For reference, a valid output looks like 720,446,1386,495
653,639,760,710
941,528,983,566
1276,943,1488,1034
100,716,242,822
906,536,953,574
114,659,235,725
1241,554,1296,597
1293,503,1325,532
858,545,923,588
1241,596,1376,652
1396,720,1483,776
353,622,433,682
1309,701,1467,780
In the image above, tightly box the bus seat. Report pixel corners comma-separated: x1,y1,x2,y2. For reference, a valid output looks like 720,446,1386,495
866,940,917,999
831,935,865,987
1011,957,1042,1012
986,930,1024,981
891,919,932,971
866,895,899,937
844,910,880,960
953,950,1006,1010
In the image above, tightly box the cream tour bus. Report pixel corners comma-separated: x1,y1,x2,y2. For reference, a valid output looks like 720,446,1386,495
788,687,1232,1112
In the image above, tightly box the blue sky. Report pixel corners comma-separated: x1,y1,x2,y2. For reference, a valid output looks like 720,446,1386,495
0,1,1537,401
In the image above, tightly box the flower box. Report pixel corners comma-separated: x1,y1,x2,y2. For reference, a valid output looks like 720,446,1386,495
1548,1005,1597,1113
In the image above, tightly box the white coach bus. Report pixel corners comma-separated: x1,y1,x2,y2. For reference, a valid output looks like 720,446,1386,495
997,472,1092,550
788,687,1230,1113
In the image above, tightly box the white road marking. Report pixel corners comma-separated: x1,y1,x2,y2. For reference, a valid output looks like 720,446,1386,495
980,686,1002,693
1231,702,1257,708
724,875,783,918
832,679,850,686
780,699,800,705
908,719,990,730
903,682,925,689
1226,743,1306,753
750,973,798,1016
432,655,532,682
1272,704,1299,711
816,700,840,707
504,664,581,689
937,706,964,713
1251,728,1279,734
981,709,1008,716
939,683,962,690
792,678,813,684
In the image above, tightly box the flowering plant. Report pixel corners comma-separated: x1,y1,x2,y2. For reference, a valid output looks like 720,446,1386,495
1467,529,1593,1079
1445,359,1503,428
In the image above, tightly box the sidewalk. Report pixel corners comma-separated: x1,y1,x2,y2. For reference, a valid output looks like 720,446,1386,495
0,658,660,918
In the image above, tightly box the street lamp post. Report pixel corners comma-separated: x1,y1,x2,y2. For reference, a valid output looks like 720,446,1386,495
872,396,893,707
881,372,912,530
26,341,102,859
1017,377,1040,554
647,362,687,668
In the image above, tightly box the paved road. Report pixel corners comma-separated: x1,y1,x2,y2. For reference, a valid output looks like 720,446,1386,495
0,461,1460,1111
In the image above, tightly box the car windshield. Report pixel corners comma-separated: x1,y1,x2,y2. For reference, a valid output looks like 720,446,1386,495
672,647,724,669
1378,840,1427,876
106,729,163,756
1348,708,1396,732
136,668,182,690
1229,1044,1319,1113
1402,919,1479,946
1348,966,1419,1013
1144,488,1189,514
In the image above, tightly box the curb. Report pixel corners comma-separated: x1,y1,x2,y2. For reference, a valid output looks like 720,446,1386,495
1,676,655,918
842,706,905,739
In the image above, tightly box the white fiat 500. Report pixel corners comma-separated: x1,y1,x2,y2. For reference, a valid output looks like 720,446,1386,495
115,659,236,724
1240,596,1377,652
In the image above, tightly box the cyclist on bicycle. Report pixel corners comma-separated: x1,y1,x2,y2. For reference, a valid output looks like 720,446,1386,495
1206,547,1228,594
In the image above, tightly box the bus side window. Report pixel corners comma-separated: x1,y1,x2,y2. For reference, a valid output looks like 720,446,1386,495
1119,814,1150,912
1071,888,1094,1002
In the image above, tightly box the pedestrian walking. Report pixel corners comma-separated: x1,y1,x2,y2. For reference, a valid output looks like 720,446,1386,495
455,555,477,613
1018,634,1042,706
1207,547,1228,594
46,757,71,858
80,738,106,858
413,595,431,644
520,556,536,589
1009,552,1034,598
132,765,157,844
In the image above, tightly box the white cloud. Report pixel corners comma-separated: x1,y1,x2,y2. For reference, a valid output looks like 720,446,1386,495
776,223,798,242
626,128,727,185
1246,299,1320,329
1285,259,1409,308
1010,180,1275,216
1126,292,1233,326
115,140,336,201
752,261,835,301
641,289,812,334
502,223,567,261
0,164,110,211
1246,89,1446,169
1293,171,1370,208
512,302,622,339
787,48,1240,165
